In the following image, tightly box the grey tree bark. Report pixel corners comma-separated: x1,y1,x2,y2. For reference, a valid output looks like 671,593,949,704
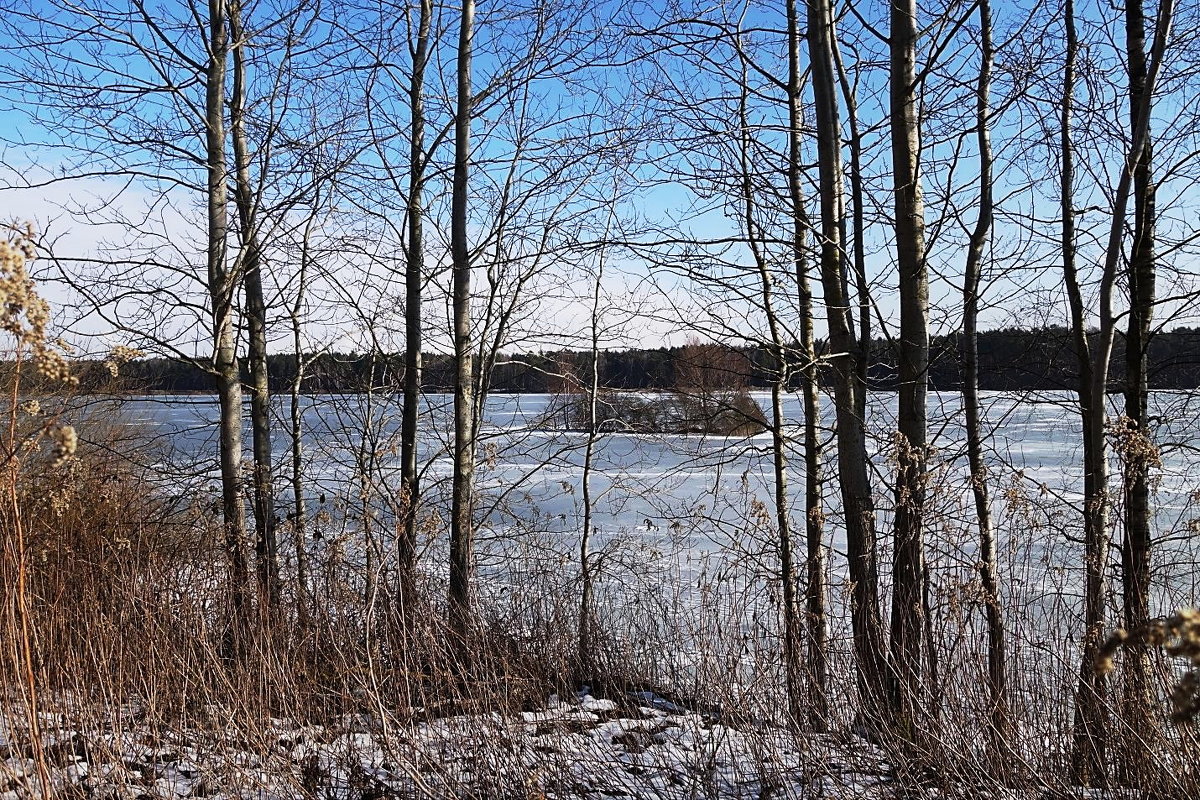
961,0,1008,747
888,0,930,733
228,0,278,608
1070,0,1175,784
399,0,433,605
1119,0,1157,775
205,0,251,626
806,0,889,723
729,42,803,722
787,0,828,731
449,0,477,636
288,199,321,625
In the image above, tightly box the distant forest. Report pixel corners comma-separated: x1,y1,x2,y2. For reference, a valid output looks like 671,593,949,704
78,326,1200,394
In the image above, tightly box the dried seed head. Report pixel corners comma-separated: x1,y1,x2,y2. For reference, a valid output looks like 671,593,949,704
50,424,77,465
0,224,75,385
103,344,143,378
1098,609,1200,722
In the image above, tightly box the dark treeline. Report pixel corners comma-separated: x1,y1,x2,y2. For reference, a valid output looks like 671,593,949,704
84,326,1200,394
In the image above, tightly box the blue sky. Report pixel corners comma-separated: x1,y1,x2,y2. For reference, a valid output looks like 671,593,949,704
2,0,1199,359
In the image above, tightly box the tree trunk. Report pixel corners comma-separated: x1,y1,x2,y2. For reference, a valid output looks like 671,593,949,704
289,204,317,625
1071,0,1175,784
962,0,1008,748
832,26,871,420
360,353,380,608
578,268,602,679
399,0,432,607
806,0,889,725
449,0,477,637
205,0,250,628
787,0,827,732
1060,1,1107,781
1120,0,1157,778
229,0,278,609
889,0,930,733
766,359,803,724
732,42,802,723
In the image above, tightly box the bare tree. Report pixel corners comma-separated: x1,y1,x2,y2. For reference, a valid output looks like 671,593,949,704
961,0,1008,746
449,0,477,634
205,0,253,626
286,193,324,623
888,0,932,732
1056,2,1111,777
400,0,434,603
433,0,628,637
577,240,606,679
1119,0,1159,774
229,0,278,608
806,0,890,723
1064,0,1177,784
786,0,828,729
0,0,351,628
625,5,836,724
731,47,804,715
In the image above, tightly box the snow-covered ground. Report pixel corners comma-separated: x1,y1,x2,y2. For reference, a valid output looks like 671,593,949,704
0,690,886,799
0,689,1128,800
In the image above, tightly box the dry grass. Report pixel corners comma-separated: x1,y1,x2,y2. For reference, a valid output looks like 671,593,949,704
2,450,1200,798
2,232,1200,798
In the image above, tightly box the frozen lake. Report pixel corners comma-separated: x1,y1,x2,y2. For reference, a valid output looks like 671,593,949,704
88,389,1200,610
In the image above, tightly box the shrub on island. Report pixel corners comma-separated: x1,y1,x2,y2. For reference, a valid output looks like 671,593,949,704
542,388,768,436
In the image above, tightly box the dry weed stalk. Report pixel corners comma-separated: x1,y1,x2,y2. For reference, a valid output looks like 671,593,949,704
0,236,1196,795
1098,608,1200,723
0,222,77,798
